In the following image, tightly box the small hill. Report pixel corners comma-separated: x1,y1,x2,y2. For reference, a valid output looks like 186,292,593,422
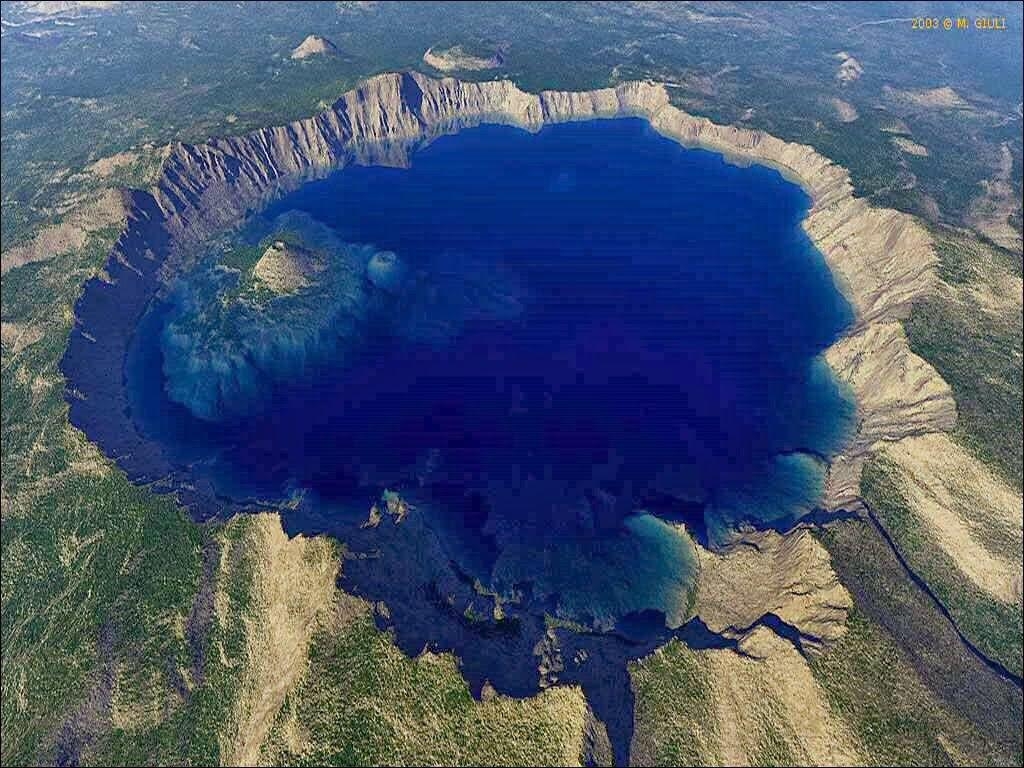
252,240,323,294
831,98,858,123
891,136,929,157
884,84,971,110
833,51,863,83
290,34,338,61
423,44,503,72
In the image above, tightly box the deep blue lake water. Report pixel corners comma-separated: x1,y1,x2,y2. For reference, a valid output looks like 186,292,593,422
122,118,854,759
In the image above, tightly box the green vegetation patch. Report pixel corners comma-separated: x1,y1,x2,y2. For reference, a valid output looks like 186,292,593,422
810,609,1009,767
260,613,591,767
93,521,259,766
817,519,1023,765
904,231,1023,489
1,230,204,766
861,457,1023,679
629,640,719,766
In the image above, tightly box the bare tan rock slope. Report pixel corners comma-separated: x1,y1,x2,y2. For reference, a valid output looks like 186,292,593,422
217,514,339,766
879,433,1023,605
289,35,338,61
694,529,853,654
252,241,324,294
970,142,1022,253
704,628,866,766
423,45,502,73
0,188,125,275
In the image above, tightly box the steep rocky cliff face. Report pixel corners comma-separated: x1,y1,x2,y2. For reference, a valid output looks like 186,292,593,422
150,73,666,248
